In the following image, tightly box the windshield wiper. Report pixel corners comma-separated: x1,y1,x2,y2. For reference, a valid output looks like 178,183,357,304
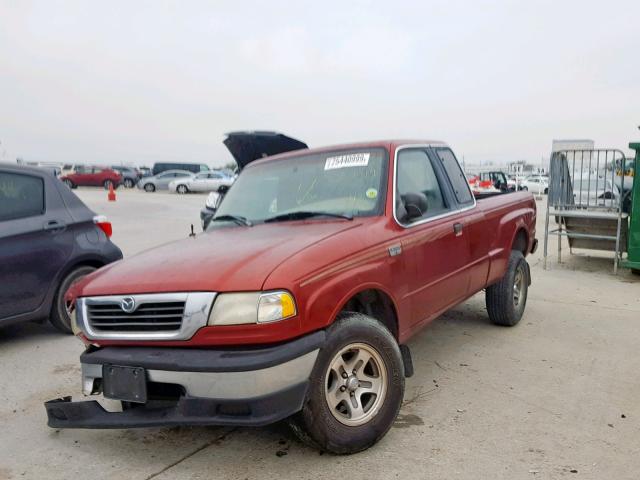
211,214,253,227
264,211,353,223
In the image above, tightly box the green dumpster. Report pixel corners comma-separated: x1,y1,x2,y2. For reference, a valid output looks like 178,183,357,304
621,142,640,273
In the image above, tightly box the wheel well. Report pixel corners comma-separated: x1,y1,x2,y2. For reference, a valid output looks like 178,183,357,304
512,229,528,254
340,289,399,339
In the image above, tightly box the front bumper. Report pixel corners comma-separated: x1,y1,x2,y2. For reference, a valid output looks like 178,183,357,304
45,331,325,428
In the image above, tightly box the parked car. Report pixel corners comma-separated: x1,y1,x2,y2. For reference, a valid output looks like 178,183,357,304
111,166,140,188
136,170,194,192
60,163,76,176
573,177,621,206
0,164,123,333
151,162,210,176
169,170,234,194
48,139,537,454
478,171,512,191
520,175,549,194
60,166,122,189
139,166,152,177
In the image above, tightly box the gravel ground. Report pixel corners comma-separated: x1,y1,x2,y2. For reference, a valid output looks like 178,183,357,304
1,188,638,480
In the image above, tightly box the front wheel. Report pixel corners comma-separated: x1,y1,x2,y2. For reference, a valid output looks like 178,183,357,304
288,313,404,454
486,250,529,326
50,265,97,333
143,183,156,192
63,179,75,189
176,184,189,194
124,178,135,188
103,180,114,190
521,186,528,191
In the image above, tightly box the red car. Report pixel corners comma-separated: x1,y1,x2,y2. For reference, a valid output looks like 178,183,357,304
46,139,537,454
60,165,122,189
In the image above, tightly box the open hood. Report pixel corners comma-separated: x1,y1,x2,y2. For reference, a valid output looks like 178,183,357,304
223,131,308,170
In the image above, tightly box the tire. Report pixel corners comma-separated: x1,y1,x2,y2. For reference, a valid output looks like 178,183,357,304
103,180,114,190
124,178,135,188
544,187,549,195
288,313,404,454
63,179,75,189
143,183,155,192
49,265,97,333
521,186,528,191
632,269,640,276
176,184,188,194
486,250,529,326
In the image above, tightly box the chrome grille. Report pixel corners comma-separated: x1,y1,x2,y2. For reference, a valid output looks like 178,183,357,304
87,301,185,332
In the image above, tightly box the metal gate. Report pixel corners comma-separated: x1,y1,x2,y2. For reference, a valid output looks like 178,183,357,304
543,149,631,273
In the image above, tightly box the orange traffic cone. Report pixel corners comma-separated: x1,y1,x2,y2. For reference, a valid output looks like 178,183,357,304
108,183,116,202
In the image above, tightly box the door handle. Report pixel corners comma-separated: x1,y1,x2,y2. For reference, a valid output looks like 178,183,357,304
453,222,463,236
43,220,66,232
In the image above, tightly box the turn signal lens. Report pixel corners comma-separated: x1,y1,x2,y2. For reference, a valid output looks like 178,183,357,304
258,291,297,323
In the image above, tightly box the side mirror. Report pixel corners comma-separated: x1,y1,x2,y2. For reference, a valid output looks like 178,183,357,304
206,192,221,211
218,184,230,195
401,192,429,222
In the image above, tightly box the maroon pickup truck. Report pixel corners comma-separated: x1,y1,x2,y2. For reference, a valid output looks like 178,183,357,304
46,139,536,454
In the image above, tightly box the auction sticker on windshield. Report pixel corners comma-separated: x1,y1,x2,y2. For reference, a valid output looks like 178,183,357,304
324,153,370,170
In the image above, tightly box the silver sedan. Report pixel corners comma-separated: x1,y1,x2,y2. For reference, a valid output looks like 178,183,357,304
169,171,235,194
137,170,194,192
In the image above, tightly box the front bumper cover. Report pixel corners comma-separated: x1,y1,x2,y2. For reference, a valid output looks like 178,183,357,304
45,331,325,429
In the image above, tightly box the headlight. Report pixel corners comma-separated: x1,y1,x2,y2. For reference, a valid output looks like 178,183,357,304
257,291,296,323
207,291,296,326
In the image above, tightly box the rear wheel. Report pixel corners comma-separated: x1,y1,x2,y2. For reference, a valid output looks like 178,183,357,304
288,313,404,454
144,183,155,192
50,266,97,333
544,187,549,194
103,180,114,189
521,186,528,191
486,250,529,326
176,184,189,194
124,178,135,188
632,269,640,276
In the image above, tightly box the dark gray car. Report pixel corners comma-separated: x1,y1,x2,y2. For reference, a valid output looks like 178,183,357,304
111,166,140,188
0,164,123,333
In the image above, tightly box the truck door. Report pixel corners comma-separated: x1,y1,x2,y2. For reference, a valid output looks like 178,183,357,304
0,170,74,320
394,147,471,326
432,147,490,294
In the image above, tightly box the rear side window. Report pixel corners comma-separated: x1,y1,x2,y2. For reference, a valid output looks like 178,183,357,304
435,148,474,206
0,172,45,221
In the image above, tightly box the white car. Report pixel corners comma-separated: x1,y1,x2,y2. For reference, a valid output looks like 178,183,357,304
520,175,549,195
573,177,621,206
169,171,235,194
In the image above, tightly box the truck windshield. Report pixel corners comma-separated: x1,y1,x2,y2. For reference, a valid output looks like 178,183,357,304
211,148,387,227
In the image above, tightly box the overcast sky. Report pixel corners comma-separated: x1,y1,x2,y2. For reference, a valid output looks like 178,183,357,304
1,0,639,168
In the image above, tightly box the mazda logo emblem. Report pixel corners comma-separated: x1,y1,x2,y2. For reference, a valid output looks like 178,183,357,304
120,297,136,313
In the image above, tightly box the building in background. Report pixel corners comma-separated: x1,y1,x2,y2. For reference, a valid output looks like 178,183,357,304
552,139,595,153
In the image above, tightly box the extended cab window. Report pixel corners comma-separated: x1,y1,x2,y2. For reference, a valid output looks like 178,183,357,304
395,149,450,224
435,148,474,206
0,172,45,221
